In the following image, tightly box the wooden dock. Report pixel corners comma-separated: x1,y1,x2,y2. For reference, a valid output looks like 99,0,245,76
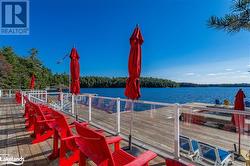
0,99,166,166
75,103,250,166
1,96,249,166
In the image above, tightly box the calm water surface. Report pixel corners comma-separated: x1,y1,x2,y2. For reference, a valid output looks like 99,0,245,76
80,87,250,104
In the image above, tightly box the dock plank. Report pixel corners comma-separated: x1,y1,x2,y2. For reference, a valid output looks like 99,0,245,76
13,106,34,165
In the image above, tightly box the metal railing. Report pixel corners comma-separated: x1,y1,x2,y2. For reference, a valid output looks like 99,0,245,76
0,89,20,97
21,90,250,165
25,91,181,160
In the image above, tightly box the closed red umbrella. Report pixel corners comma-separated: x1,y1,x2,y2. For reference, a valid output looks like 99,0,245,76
70,48,80,95
124,25,143,155
232,89,246,159
29,74,35,90
125,25,143,100
232,89,245,128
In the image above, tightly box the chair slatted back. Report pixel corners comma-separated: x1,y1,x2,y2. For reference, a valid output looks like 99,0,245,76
31,103,48,121
74,121,115,166
51,110,73,138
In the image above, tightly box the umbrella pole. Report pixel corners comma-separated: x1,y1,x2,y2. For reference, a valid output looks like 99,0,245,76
122,100,140,156
75,95,78,121
238,115,241,155
128,101,134,150
234,114,245,162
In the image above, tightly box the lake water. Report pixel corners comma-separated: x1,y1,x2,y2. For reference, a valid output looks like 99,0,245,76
80,87,250,104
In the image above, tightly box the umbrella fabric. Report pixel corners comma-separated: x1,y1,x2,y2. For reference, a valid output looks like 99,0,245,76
29,74,35,90
125,26,143,100
232,89,245,129
70,48,80,95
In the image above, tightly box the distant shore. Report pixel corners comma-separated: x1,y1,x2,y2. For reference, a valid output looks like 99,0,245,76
1,47,249,89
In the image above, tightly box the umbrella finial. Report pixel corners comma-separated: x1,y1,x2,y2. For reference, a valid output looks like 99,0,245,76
136,24,139,28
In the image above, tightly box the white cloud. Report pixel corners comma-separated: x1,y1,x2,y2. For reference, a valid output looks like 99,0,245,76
149,56,250,84
241,72,249,75
208,73,217,76
239,75,248,78
185,72,195,76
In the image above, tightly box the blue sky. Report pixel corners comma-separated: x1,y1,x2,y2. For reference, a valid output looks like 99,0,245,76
1,0,250,84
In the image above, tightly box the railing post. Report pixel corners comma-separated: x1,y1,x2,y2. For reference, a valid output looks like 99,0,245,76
45,90,48,103
88,95,92,122
0,89,2,97
71,94,75,115
60,92,64,110
116,98,121,135
174,103,180,158
8,89,11,97
21,91,24,107
75,95,78,121
28,93,31,101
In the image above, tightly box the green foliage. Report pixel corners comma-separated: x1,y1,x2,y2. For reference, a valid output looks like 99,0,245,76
208,0,250,33
1,46,247,89
79,76,179,88
0,46,179,89
55,76,179,88
0,47,53,89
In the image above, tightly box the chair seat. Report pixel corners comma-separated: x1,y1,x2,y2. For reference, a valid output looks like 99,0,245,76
218,149,230,162
180,136,190,152
181,142,190,151
112,150,135,166
203,149,216,162
191,140,198,152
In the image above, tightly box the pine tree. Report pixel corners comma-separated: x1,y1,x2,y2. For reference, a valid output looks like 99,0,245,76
208,0,250,33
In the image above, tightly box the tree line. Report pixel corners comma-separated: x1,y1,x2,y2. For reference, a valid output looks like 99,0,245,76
53,75,179,88
0,47,179,89
0,46,249,89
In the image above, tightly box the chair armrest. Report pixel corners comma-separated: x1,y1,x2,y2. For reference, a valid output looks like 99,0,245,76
70,122,88,128
61,135,80,142
44,114,52,117
106,136,122,144
80,122,88,126
37,119,55,123
124,151,157,166
94,129,103,134
65,116,70,120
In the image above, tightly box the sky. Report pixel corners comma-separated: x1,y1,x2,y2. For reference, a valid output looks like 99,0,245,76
1,0,250,84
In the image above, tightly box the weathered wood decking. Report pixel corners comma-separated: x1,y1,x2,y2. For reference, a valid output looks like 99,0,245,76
0,99,166,166
0,102,60,165
75,103,249,166
2,96,249,166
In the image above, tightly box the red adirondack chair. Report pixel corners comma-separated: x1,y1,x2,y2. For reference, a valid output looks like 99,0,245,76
15,91,22,104
25,101,37,131
23,95,32,119
23,95,52,129
24,101,53,132
23,96,30,119
47,110,88,166
165,158,194,166
74,121,157,166
31,104,55,144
